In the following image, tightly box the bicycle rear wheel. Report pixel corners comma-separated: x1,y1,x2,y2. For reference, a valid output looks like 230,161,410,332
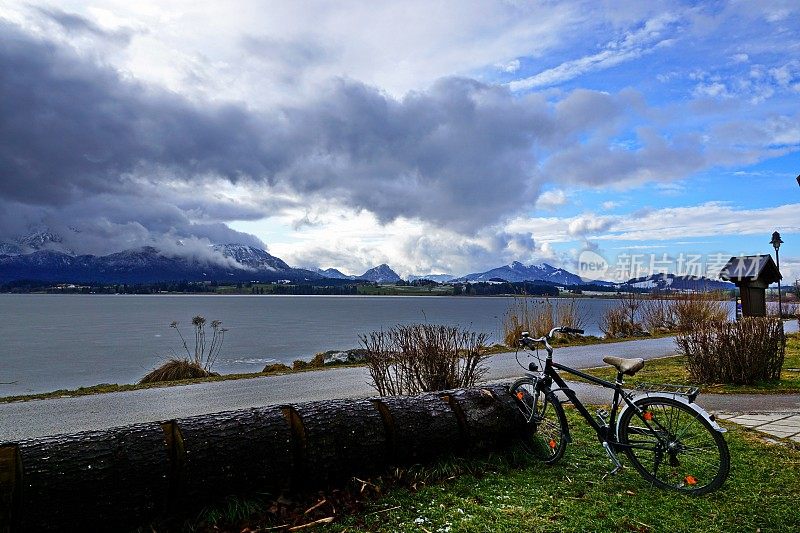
510,378,568,464
618,396,730,494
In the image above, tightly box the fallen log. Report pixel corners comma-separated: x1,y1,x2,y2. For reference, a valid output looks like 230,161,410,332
372,392,460,464
0,384,525,532
10,423,170,532
172,406,293,509
285,398,387,486
442,384,527,450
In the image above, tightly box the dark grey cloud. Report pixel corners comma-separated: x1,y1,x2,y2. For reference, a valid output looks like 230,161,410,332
1,19,713,260
0,20,558,249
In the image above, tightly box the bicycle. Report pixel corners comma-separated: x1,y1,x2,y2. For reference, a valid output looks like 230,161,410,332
510,326,730,495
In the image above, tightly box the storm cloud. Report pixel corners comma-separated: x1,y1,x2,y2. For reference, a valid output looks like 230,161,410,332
0,14,767,265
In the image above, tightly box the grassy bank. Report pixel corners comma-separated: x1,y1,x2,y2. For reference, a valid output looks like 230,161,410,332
184,408,800,532
0,333,674,404
576,332,800,394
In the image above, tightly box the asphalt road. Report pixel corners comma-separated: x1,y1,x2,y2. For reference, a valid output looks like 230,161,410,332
2,327,798,441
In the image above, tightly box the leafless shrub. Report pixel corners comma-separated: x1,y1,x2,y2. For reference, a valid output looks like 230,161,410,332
361,324,489,396
676,317,786,384
769,302,800,320
673,292,728,331
641,296,677,334
501,298,554,345
600,293,646,338
554,298,587,333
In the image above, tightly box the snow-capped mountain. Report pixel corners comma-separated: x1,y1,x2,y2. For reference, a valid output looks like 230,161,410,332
621,274,734,292
0,244,321,284
0,230,71,256
454,261,584,285
317,267,357,280
212,243,291,271
360,264,401,283
0,242,22,255
407,274,454,283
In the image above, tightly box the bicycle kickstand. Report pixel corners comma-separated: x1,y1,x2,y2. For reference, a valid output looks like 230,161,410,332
601,442,624,477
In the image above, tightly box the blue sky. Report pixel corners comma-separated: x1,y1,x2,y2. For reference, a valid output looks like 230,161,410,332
1,1,798,280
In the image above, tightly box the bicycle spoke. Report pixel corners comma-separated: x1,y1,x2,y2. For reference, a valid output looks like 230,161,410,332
620,398,729,494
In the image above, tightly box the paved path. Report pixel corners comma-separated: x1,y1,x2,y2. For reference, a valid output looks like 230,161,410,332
715,412,800,443
1,326,798,441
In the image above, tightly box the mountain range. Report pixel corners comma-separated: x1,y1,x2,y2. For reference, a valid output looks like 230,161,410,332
0,245,323,284
452,261,584,285
0,231,733,290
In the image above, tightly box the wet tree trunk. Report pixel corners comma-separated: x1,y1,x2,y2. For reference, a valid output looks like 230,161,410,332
286,399,387,486
173,406,293,509
0,385,526,532
441,384,525,450
14,423,170,532
374,392,460,464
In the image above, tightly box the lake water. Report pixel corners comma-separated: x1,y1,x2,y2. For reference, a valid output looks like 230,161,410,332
0,294,733,395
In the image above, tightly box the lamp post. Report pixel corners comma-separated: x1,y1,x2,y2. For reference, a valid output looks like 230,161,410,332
770,231,783,320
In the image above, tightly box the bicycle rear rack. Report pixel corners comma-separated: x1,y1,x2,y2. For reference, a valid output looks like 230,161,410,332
632,382,700,403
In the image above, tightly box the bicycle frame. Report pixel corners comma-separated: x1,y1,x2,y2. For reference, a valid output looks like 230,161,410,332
523,333,652,453
534,360,636,450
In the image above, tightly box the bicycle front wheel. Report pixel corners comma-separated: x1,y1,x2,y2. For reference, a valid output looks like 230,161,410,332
510,378,568,464
618,396,730,494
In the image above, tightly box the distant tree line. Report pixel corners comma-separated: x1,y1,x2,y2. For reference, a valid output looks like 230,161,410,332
451,281,559,296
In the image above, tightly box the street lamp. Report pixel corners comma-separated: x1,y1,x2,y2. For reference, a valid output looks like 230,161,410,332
770,231,783,320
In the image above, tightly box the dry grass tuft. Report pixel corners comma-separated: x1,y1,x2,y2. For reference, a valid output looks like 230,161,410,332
501,297,585,346
139,358,218,383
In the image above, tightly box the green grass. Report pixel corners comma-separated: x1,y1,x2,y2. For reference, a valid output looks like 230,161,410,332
576,332,800,394
313,409,800,533
356,284,454,296
0,361,367,403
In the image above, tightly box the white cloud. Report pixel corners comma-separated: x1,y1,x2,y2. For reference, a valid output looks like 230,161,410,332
507,202,800,245
496,59,520,73
534,189,568,211
509,12,680,91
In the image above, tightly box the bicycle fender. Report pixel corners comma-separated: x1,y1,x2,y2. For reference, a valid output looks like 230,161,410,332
615,393,727,443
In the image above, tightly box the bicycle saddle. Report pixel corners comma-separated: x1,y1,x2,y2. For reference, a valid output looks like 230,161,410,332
602,356,645,376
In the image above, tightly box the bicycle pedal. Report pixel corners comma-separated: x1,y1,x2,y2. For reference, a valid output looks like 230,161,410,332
595,408,609,425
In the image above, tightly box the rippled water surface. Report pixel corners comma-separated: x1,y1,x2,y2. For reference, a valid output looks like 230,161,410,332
0,294,733,394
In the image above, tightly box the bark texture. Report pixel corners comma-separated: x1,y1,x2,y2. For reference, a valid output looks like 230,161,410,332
287,399,387,485
441,384,525,450
15,423,169,532
174,406,292,507
373,393,460,464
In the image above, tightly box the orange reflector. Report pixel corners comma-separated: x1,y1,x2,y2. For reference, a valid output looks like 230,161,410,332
516,392,524,400
549,439,556,449
643,411,653,421
685,475,697,486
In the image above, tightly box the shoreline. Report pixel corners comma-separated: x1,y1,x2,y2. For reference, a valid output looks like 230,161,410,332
0,332,677,404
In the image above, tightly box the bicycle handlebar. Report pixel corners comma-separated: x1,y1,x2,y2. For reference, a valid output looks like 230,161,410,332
519,326,584,345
